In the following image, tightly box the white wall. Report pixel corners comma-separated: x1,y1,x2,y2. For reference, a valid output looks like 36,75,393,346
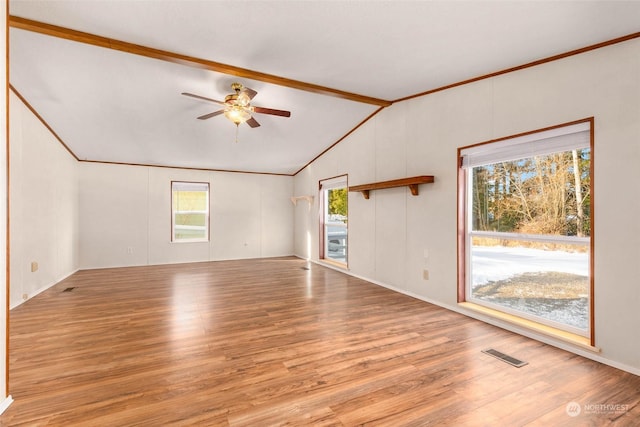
9,92,79,309
8,92,294,290
79,163,294,269
294,39,640,374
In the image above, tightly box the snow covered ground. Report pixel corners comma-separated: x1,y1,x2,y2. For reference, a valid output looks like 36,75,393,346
471,245,589,287
470,245,589,330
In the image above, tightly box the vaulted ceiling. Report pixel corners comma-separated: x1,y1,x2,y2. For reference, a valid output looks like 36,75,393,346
9,1,640,175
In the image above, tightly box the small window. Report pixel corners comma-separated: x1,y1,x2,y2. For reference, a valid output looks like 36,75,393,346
319,176,348,265
458,120,593,340
171,181,209,242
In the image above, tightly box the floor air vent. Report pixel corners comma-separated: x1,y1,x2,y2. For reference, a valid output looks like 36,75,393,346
482,348,528,368
301,267,310,270
62,287,76,293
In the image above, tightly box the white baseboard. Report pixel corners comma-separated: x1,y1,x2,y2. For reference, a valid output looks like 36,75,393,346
303,256,640,377
10,269,80,310
0,395,13,415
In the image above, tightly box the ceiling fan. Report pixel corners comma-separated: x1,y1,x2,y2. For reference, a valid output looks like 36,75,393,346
182,82,291,129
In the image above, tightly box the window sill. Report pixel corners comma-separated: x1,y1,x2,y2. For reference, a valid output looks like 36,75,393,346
458,302,599,353
319,258,348,270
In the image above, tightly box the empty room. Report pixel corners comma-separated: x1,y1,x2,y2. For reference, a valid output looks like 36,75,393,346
1,1,640,425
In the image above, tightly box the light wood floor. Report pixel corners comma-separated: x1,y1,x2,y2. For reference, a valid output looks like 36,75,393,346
2,257,639,426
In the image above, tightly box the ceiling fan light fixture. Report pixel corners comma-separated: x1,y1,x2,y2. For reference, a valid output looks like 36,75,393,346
224,105,251,125
182,82,290,132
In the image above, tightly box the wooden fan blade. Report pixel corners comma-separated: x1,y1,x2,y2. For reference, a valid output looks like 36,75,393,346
197,110,224,120
246,117,261,128
182,92,225,106
253,106,291,117
243,87,258,99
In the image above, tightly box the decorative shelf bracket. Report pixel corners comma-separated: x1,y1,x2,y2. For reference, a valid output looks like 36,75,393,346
348,175,434,199
291,195,314,210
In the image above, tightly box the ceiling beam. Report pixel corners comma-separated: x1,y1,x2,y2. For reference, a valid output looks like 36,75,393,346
9,16,392,107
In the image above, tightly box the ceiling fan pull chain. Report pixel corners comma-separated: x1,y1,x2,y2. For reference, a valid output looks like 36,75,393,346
235,124,239,143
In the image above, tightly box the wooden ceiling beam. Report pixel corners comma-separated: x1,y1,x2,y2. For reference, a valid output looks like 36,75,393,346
9,16,392,107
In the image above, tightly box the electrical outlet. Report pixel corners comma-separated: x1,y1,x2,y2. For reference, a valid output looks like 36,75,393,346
127,247,134,254
423,269,429,280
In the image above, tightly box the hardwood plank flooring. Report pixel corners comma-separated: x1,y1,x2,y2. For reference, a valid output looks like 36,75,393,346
1,257,639,426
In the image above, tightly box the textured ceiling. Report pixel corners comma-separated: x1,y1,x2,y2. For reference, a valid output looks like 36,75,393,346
9,1,640,175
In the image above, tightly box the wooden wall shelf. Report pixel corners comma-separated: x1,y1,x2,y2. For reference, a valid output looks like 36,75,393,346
348,175,435,199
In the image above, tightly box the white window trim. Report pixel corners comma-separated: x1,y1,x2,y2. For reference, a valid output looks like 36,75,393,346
319,175,348,266
460,120,593,340
461,122,590,169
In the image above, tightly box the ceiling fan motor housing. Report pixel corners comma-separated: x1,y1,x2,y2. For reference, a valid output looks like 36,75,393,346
225,93,239,104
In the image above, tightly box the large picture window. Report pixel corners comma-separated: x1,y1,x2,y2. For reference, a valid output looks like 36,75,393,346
319,176,348,265
458,120,593,340
171,181,209,242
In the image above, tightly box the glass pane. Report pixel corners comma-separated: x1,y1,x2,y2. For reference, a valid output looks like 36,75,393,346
174,213,207,239
173,186,208,241
470,236,589,331
327,188,348,219
326,224,347,263
324,187,348,263
471,149,591,237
